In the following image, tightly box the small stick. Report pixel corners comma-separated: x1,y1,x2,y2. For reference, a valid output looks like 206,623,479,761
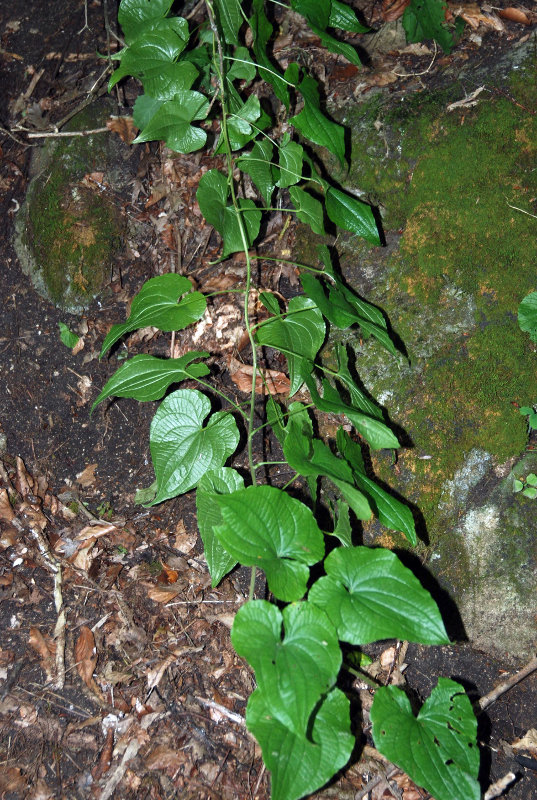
194,696,246,727
484,771,516,800
24,127,109,139
478,654,537,712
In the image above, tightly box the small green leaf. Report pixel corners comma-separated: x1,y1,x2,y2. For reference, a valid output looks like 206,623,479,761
259,292,281,315
331,500,353,547
519,406,534,416
290,0,330,29
309,547,449,644
100,274,206,357
232,600,341,733
518,291,537,343
133,89,209,152
215,486,324,602
289,186,326,235
255,296,325,395
214,0,242,44
247,686,353,800
289,71,345,166
325,187,380,245
525,473,537,486
329,0,369,32
118,0,175,44
58,322,79,349
218,93,261,151
276,140,303,188
148,389,239,504
306,22,361,65
109,30,190,93
92,352,209,410
196,468,243,586
403,0,461,54
354,471,416,544
522,487,537,499
227,46,256,82
371,679,479,800
513,478,524,493
249,0,289,107
330,478,372,521
529,412,537,430
237,139,276,205
197,169,261,257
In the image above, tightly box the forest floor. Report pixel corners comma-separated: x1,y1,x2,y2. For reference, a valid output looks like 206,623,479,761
0,1,536,799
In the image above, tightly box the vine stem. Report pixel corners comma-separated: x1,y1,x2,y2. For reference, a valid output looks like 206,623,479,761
205,0,260,600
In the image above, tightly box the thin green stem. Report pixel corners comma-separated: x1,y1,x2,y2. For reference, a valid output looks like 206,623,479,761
195,377,249,419
249,254,331,276
281,473,299,491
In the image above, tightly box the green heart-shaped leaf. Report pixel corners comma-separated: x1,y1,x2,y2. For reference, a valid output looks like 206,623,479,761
371,679,479,800
309,547,449,644
196,468,244,586
215,486,324,601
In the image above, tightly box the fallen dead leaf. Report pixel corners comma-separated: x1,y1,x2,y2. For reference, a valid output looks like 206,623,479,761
145,744,188,771
28,778,54,800
450,2,505,30
29,627,56,683
157,561,179,584
0,767,27,794
76,463,98,488
498,6,531,24
0,488,15,523
75,626,98,687
172,518,197,553
512,728,537,756
382,0,411,22
228,356,291,395
144,582,183,604
107,115,138,144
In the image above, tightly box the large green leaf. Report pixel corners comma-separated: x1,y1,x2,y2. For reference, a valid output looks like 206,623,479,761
100,274,206,357
109,29,190,92
196,468,243,586
214,0,243,44
355,470,416,544
255,296,325,395
325,187,379,244
232,600,340,733
237,139,276,204
148,389,239,504
247,686,353,800
289,187,325,235
118,0,175,43
288,69,345,166
133,89,209,152
92,352,209,410
197,169,261,257
518,291,537,343
306,22,361,65
371,679,480,800
215,486,324,602
309,547,449,644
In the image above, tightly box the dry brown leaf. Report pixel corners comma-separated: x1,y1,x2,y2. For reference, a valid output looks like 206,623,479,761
450,3,505,30
157,561,179,584
75,626,98,687
202,272,241,292
498,6,531,23
28,778,54,800
75,521,117,543
72,336,85,355
0,488,15,523
172,518,197,553
81,172,106,189
145,744,188,771
229,357,291,395
15,456,38,497
144,582,183,604
382,0,411,22
75,463,98,487
92,727,114,780
0,767,27,794
18,500,48,531
145,182,168,208
512,728,537,756
0,525,18,548
107,115,138,144
146,646,203,691
29,627,55,682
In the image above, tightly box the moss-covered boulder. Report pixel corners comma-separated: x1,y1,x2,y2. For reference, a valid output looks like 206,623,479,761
14,100,128,312
304,44,537,658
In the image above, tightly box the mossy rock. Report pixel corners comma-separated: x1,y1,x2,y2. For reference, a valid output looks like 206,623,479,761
303,40,537,658
14,100,128,312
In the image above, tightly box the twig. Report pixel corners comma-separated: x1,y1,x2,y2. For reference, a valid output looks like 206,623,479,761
100,738,142,800
393,41,437,78
252,763,265,798
24,127,109,139
484,771,517,799
505,200,537,220
194,696,246,726
12,514,66,689
478,654,537,711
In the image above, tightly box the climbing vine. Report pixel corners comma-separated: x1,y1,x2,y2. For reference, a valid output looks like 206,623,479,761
93,1,479,798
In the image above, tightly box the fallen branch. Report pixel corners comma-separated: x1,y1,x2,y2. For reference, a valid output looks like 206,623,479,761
478,654,537,712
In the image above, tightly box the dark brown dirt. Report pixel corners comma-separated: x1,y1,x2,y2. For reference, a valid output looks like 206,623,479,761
1,2,536,799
